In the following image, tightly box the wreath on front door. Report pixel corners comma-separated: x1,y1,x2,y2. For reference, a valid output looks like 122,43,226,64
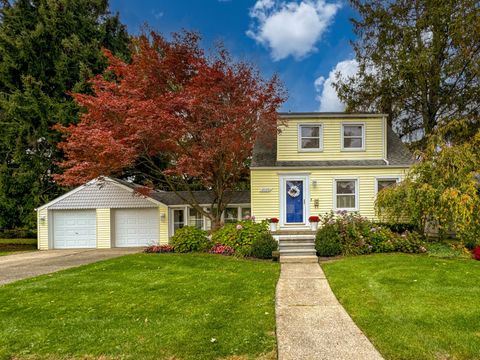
287,184,301,198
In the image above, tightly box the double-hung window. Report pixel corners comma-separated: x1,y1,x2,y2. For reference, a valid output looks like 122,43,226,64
335,179,358,210
299,124,322,151
376,178,399,194
342,123,364,150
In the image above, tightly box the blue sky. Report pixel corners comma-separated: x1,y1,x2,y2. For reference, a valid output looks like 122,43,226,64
109,0,359,112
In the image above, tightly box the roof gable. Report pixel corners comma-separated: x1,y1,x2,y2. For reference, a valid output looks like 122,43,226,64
37,178,161,210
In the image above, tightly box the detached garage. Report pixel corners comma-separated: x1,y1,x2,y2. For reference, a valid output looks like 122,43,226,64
36,177,168,250
36,176,251,250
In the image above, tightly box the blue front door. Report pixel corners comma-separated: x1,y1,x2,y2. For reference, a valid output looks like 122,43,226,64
286,180,304,223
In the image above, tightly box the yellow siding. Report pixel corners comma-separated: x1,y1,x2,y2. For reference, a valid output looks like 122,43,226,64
251,167,408,222
277,117,386,161
96,209,111,248
37,208,49,250
159,205,169,244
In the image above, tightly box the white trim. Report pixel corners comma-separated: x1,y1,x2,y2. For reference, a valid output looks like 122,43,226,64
279,174,310,226
333,177,359,211
375,176,400,195
341,122,366,151
36,177,166,211
252,164,411,170
297,123,323,152
279,113,387,119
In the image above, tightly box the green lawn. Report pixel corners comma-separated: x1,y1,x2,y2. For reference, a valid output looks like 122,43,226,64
0,253,280,360
0,238,37,256
322,254,480,360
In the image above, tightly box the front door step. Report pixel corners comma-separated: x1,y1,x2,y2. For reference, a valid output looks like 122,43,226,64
280,255,318,263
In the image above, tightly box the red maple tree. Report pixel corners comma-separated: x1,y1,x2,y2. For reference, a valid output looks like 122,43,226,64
55,31,286,227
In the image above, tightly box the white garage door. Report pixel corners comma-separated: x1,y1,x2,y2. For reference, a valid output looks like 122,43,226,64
114,208,159,247
53,210,96,249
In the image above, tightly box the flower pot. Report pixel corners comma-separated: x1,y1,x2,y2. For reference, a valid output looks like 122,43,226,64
310,222,318,231
269,222,278,232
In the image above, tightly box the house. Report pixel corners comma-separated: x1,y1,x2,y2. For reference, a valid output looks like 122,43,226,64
36,112,413,251
36,177,250,250
250,112,414,228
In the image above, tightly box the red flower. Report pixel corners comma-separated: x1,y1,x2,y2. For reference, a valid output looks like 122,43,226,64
472,246,480,261
269,217,279,223
308,215,320,222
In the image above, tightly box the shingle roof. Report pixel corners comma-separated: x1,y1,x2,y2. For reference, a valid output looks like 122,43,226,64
251,122,415,168
150,190,251,206
112,178,251,206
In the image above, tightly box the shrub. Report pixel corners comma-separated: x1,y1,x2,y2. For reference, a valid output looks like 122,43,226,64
472,246,480,261
393,231,427,253
0,228,37,239
171,226,210,253
209,243,235,256
369,226,396,253
144,245,174,253
250,233,278,259
315,224,342,257
212,220,269,257
315,211,427,256
374,222,417,234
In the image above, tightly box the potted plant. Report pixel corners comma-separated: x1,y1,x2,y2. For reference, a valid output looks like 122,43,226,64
308,215,320,231
269,217,279,231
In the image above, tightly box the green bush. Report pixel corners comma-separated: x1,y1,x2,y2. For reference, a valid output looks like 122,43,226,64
251,232,278,259
212,220,270,257
171,226,210,253
393,231,427,253
315,211,426,256
315,224,342,256
0,228,37,239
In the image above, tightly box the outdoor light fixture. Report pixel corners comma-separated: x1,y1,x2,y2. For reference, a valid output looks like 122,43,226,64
160,213,166,221
39,215,46,224
312,180,318,187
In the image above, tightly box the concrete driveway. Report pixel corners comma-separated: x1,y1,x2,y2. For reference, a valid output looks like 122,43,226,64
0,248,141,286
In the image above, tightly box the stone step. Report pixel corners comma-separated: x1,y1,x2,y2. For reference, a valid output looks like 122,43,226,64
273,230,316,236
279,241,315,248
280,255,318,263
278,234,316,241
280,248,317,257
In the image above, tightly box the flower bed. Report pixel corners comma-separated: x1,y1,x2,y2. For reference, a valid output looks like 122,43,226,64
315,211,426,257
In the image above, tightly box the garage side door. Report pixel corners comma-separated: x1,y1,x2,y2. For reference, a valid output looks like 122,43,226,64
53,210,97,249
114,208,159,247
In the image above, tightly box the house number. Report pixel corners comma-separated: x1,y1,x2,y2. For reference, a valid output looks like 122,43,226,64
259,188,272,193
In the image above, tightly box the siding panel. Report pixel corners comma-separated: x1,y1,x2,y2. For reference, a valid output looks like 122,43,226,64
37,209,49,250
159,205,169,244
251,168,408,222
277,117,386,161
96,208,111,248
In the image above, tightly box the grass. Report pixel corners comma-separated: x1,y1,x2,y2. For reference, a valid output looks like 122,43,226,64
0,238,37,256
322,254,480,360
425,239,472,259
0,253,280,360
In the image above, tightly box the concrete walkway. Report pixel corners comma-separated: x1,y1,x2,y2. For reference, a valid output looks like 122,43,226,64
276,262,383,360
0,248,141,286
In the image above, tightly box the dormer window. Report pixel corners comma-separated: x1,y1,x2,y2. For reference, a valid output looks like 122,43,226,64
299,124,323,151
342,123,365,150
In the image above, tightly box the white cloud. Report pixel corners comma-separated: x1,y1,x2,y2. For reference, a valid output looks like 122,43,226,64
247,0,341,61
315,59,358,111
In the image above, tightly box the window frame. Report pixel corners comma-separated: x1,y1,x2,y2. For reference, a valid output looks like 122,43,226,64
375,177,400,195
333,178,359,211
298,123,323,152
341,122,365,151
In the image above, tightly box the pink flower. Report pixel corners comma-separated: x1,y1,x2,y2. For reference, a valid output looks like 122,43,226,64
236,224,243,230
251,216,256,221
244,215,251,220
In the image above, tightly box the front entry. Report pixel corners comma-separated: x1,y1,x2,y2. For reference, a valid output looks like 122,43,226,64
281,176,308,225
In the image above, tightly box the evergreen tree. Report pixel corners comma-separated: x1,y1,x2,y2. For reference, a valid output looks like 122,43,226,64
334,0,480,145
0,0,130,230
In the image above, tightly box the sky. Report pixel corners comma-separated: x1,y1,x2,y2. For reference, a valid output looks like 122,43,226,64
109,0,360,112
